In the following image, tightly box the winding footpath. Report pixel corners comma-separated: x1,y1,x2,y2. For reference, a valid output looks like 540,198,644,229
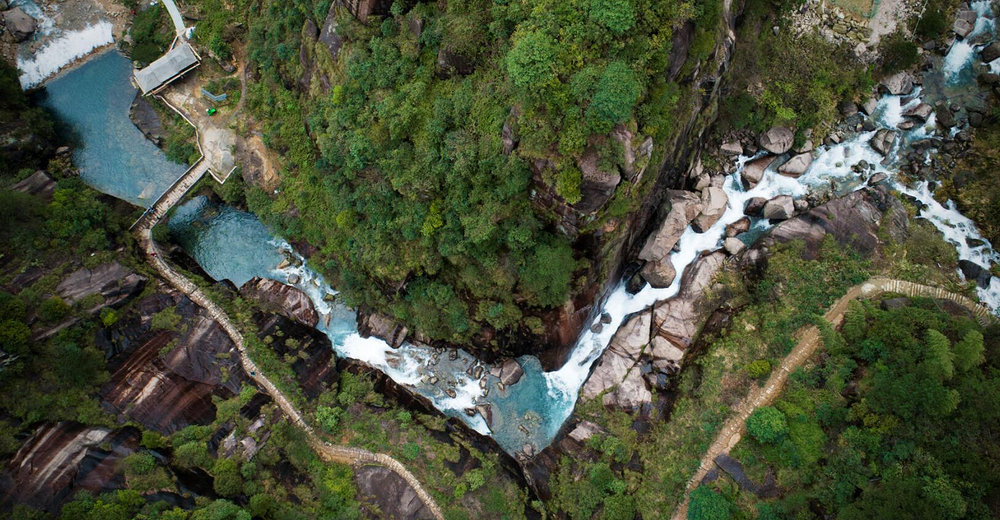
670,277,995,520
133,164,445,520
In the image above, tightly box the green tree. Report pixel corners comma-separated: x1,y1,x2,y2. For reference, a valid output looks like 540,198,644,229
841,300,867,345
212,458,243,497
922,477,967,520
924,329,954,381
38,296,70,323
518,241,575,307
953,329,984,372
687,486,731,520
0,319,30,356
586,62,641,134
588,0,636,34
746,406,788,444
507,29,558,92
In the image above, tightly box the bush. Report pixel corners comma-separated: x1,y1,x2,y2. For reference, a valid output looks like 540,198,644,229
141,431,168,450
316,405,341,433
687,486,732,520
916,10,947,40
746,406,788,444
212,458,243,497
878,32,919,75
745,359,771,379
402,442,420,461
38,296,70,323
151,307,182,331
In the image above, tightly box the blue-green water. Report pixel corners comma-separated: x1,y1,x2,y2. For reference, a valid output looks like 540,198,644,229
40,51,186,207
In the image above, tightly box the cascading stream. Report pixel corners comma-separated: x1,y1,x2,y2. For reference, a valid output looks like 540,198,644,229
42,1,1000,455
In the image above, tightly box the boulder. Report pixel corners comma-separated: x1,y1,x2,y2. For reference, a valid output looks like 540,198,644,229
981,41,1000,63
355,466,435,520
762,195,795,220
953,8,977,38
838,100,858,117
758,126,794,154
958,259,993,288
607,310,651,361
436,46,476,78
358,312,408,348
741,155,775,189
574,144,622,214
638,190,702,287
3,7,35,42
880,72,913,95
744,197,768,216
936,105,956,128
502,107,520,155
500,358,524,387
726,216,751,237
56,262,146,307
567,420,605,443
903,103,933,121
240,277,318,327
692,186,728,232
720,141,743,155
11,170,55,198
861,97,878,116
581,310,650,407
869,128,897,155
777,152,812,177
868,172,888,185
723,237,746,256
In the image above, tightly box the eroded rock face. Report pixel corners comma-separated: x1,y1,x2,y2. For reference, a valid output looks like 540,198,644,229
0,423,138,512
639,190,703,287
747,187,908,262
355,466,435,520
580,310,652,410
240,277,318,327
574,144,622,214
56,262,146,307
759,126,794,154
651,251,726,353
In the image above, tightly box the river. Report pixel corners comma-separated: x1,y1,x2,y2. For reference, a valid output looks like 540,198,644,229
39,8,1000,455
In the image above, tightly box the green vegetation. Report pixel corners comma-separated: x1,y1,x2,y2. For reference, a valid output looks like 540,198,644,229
717,0,873,134
229,0,721,353
128,4,174,65
714,298,1000,519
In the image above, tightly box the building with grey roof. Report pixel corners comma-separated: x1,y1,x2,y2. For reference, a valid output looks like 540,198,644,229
133,43,200,95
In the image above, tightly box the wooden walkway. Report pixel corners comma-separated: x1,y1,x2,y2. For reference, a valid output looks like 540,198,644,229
670,277,995,520
131,163,444,520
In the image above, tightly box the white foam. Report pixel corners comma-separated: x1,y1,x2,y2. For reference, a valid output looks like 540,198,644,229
18,21,115,88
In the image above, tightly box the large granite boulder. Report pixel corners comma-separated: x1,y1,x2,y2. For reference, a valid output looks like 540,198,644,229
580,310,652,410
759,126,794,154
762,195,795,220
0,422,138,512
638,190,703,287
869,128,898,156
3,7,35,42
741,155,775,189
778,153,812,177
692,186,728,232
880,72,914,96
981,41,1000,63
953,8,977,38
500,358,524,387
903,103,933,122
56,262,146,307
240,277,318,327
358,311,408,348
651,251,726,353
355,466,435,520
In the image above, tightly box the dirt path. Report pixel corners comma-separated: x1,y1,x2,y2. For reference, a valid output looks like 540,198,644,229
131,151,445,520
670,277,994,520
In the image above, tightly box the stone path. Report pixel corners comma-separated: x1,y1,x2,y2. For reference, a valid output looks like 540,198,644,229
670,277,994,520
162,0,187,38
131,157,444,520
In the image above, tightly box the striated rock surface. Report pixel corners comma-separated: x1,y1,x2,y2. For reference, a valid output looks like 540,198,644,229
255,312,337,400
240,277,318,327
0,422,138,512
11,170,55,198
56,262,146,307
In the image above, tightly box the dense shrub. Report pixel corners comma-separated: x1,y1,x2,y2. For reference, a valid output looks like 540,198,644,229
687,486,732,520
746,406,788,444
